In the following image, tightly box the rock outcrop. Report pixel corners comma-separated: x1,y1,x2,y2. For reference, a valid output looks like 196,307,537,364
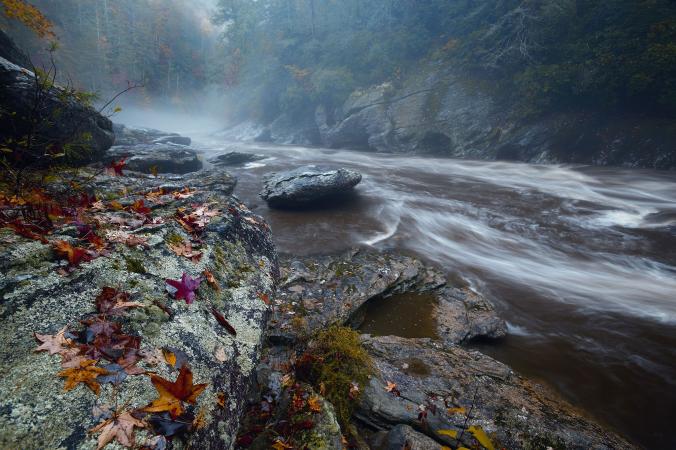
0,168,277,449
357,335,634,449
260,166,362,208
0,56,115,165
270,250,506,346
106,144,203,174
112,123,187,147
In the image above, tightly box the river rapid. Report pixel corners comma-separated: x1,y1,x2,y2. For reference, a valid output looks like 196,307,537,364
199,139,675,448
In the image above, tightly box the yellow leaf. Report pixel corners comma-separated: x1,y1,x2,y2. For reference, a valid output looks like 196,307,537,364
308,395,322,413
162,348,177,367
113,106,122,113
271,440,293,450
447,406,466,415
468,425,495,450
437,429,458,438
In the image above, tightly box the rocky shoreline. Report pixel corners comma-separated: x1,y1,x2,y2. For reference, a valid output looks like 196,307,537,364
0,122,637,449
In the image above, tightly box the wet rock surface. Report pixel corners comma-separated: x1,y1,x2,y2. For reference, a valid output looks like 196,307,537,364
0,168,277,449
106,144,203,174
356,335,634,449
260,166,362,208
112,123,186,147
210,151,267,166
270,249,506,346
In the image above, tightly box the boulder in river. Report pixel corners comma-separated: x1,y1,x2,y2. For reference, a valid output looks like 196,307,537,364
0,56,114,165
106,144,203,174
260,165,362,208
152,135,191,146
210,151,267,166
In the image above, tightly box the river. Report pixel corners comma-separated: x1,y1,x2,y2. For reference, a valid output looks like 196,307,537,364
200,139,676,448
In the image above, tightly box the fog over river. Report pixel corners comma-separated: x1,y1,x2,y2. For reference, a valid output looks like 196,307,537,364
198,138,676,447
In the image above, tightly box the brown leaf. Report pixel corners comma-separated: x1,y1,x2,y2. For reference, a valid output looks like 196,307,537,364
203,269,220,291
141,366,208,418
90,410,145,449
167,241,202,263
35,326,72,355
258,292,271,305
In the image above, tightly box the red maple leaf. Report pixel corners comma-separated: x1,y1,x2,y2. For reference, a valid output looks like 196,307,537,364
129,199,151,215
109,159,126,176
166,273,202,304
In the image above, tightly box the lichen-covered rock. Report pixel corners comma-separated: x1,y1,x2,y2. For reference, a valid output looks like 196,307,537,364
269,250,505,346
260,166,362,208
356,335,635,449
0,168,277,449
106,144,203,174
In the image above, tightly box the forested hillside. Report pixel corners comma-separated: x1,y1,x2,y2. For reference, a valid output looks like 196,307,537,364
1,0,220,103
215,0,676,122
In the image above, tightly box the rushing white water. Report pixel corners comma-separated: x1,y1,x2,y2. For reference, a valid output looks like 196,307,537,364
197,138,676,447
204,141,676,323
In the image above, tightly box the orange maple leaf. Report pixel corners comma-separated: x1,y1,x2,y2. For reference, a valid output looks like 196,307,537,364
58,359,109,394
141,365,208,418
308,395,322,413
53,240,89,265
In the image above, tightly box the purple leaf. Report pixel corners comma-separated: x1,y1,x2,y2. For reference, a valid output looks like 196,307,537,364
166,273,202,304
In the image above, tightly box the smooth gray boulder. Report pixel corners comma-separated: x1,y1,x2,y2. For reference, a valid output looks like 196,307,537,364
260,166,362,208
106,144,202,174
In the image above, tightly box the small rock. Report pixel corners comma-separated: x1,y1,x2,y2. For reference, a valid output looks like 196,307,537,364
210,151,267,166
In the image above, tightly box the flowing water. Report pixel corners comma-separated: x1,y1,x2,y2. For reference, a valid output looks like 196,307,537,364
200,139,676,448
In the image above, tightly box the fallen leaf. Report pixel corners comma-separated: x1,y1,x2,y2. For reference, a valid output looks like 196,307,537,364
53,240,90,265
349,382,360,400
258,292,270,305
147,412,192,437
165,273,202,304
203,269,220,291
272,439,293,450
437,429,459,438
468,425,495,450
216,392,227,408
447,406,466,415
129,199,151,215
142,365,208,418
58,359,109,394
167,241,202,263
161,347,189,370
308,395,322,413
211,308,237,336
109,200,124,211
150,165,159,177
97,363,128,386
35,326,72,355
90,410,145,449
214,346,227,362
95,287,143,315
385,381,400,396
108,159,126,176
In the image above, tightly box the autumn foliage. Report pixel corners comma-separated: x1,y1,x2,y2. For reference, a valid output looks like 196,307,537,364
1,0,54,39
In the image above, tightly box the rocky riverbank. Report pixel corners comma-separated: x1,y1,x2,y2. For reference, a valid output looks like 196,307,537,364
237,250,634,449
0,119,637,448
219,60,676,170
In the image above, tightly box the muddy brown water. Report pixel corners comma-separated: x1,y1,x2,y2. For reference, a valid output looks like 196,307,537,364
200,139,676,448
